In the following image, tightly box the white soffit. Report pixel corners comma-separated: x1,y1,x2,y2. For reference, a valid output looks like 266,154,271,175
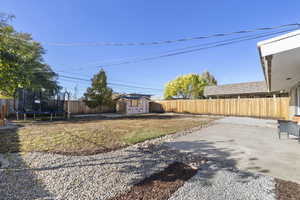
271,48,300,91
257,29,300,57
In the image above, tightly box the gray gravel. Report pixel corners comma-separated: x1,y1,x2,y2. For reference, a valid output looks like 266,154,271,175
0,146,174,200
169,163,276,200
0,125,208,200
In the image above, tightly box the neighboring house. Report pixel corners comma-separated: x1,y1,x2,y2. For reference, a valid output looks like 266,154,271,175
257,29,300,120
116,93,151,114
204,81,287,99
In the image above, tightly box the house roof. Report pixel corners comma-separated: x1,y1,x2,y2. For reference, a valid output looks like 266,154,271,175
203,81,270,97
257,29,300,91
257,29,300,50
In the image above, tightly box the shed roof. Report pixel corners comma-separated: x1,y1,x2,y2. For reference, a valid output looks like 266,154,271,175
127,93,152,98
116,95,150,101
203,81,269,97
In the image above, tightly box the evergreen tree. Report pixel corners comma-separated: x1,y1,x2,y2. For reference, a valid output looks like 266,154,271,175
84,69,113,108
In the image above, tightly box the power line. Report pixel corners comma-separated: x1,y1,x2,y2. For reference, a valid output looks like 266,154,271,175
1,23,299,47
95,28,297,67
3,24,298,72
15,27,298,94
25,28,297,93
48,28,295,72
30,28,296,90
55,55,143,70
59,77,160,94
27,69,164,91
59,78,157,95
57,70,151,86
42,23,300,46
54,28,295,70
59,75,163,91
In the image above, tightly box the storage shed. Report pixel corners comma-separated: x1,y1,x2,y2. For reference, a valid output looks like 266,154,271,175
116,94,151,114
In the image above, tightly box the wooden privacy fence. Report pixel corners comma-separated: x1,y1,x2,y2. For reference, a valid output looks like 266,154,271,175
150,97,290,119
0,104,8,126
64,101,115,114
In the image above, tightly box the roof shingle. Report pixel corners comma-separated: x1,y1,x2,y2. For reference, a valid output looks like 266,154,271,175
204,81,269,97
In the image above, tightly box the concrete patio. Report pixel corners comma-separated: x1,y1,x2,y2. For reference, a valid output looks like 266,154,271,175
165,117,300,183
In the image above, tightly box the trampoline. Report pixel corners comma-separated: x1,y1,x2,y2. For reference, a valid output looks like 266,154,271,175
15,88,68,120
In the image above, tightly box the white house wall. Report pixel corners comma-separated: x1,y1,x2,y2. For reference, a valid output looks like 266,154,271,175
289,86,297,119
289,82,300,119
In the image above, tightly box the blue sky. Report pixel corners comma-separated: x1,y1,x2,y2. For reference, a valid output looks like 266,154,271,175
2,1,300,98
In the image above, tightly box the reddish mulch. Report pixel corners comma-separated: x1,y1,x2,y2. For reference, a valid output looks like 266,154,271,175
275,178,300,200
110,162,197,200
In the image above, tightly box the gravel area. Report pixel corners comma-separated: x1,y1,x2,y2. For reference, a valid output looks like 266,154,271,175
169,162,276,200
0,120,283,200
0,125,208,200
0,146,171,199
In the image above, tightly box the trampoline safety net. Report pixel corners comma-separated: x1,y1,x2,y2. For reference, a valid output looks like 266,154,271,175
15,88,66,114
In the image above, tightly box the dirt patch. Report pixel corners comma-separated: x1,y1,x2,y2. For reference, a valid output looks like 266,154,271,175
110,162,197,200
275,178,300,200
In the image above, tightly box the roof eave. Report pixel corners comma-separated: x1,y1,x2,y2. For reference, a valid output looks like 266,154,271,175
257,46,271,92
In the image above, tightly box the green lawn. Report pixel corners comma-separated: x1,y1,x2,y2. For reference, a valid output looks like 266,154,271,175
0,114,214,155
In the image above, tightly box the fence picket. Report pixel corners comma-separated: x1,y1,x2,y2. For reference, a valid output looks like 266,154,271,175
152,97,290,119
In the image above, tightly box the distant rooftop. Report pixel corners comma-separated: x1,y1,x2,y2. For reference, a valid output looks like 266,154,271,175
204,81,271,97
